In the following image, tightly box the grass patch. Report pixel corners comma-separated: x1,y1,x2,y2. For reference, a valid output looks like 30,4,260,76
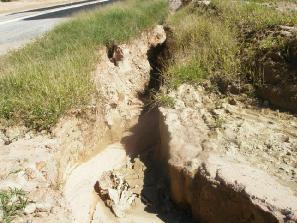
0,0,168,130
153,91,175,108
258,35,286,49
164,4,240,88
213,0,297,30
163,0,297,89
0,188,29,223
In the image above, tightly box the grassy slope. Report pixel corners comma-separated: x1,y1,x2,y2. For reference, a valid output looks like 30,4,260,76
164,0,297,88
0,0,168,129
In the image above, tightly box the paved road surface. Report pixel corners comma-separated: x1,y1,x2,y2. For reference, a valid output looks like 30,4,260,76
0,0,111,55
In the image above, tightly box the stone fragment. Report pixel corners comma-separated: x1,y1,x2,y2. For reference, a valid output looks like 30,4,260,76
24,203,36,215
96,171,137,218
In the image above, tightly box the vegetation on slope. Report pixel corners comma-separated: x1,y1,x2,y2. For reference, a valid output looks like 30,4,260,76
0,0,168,130
163,0,297,91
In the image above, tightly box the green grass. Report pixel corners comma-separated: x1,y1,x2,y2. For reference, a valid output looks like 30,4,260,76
0,0,168,130
153,91,175,108
0,188,29,223
258,35,286,49
164,4,239,88
163,0,297,89
213,0,297,30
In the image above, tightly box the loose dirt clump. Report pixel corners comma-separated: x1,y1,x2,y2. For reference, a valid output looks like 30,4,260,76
95,158,144,218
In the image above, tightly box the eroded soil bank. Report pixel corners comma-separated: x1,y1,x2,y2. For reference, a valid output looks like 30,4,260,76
158,84,297,223
0,23,296,223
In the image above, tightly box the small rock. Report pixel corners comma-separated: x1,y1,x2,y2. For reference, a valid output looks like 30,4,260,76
4,139,12,145
97,170,137,218
24,203,36,215
169,0,183,11
212,109,225,116
228,98,237,105
284,136,290,143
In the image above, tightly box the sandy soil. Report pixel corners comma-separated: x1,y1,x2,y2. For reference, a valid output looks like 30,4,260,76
166,84,297,193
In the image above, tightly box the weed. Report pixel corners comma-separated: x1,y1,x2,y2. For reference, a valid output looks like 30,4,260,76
213,117,226,129
154,92,175,108
7,169,22,177
167,58,207,88
0,188,29,223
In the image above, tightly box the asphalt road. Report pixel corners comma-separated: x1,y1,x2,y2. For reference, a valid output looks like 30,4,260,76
0,0,111,55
